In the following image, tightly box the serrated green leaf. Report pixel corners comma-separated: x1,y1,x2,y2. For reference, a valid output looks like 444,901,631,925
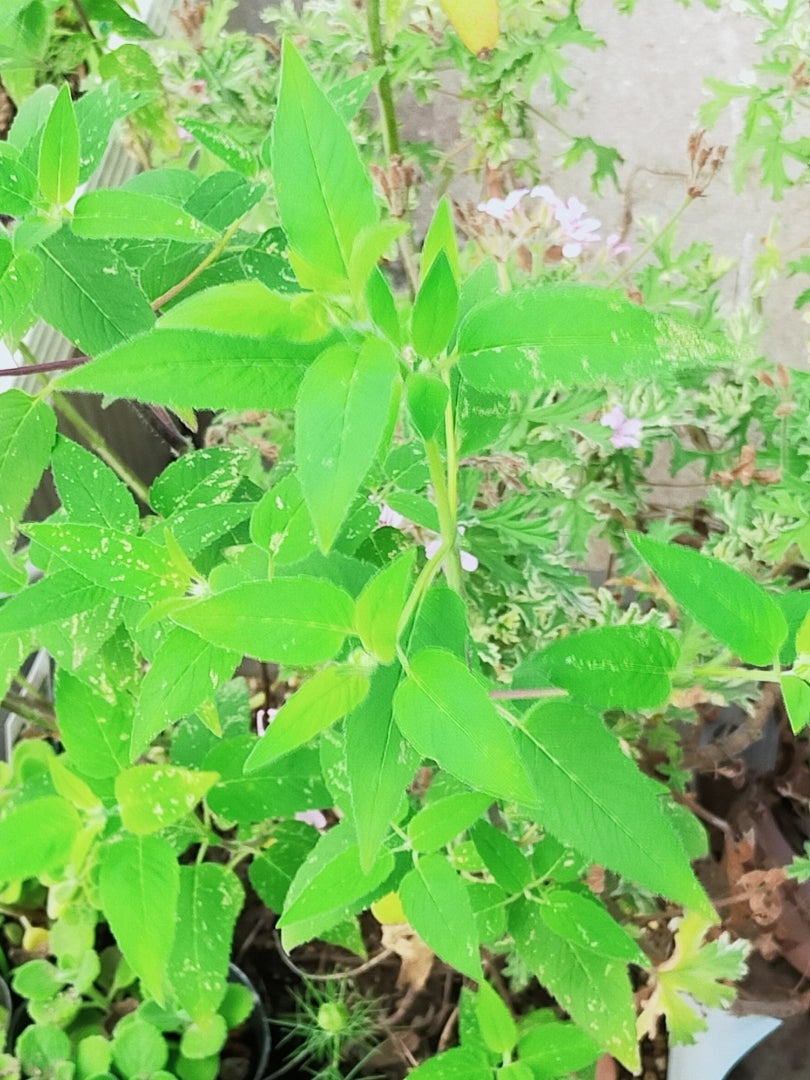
0,141,39,215
278,821,394,950
514,624,679,709
411,252,459,359
57,328,322,411
0,389,56,551
514,700,711,915
98,835,178,1002
354,549,415,663
150,447,248,517
51,436,138,532
24,523,189,603
400,853,483,981
73,189,218,242
250,474,318,566
408,792,492,853
55,668,132,778
517,1018,601,1078
172,577,354,666
272,40,378,290
249,820,320,912
394,648,535,804
116,764,219,834
346,663,419,872
539,889,647,965
245,666,370,770
168,863,244,1022
476,982,516,1056
631,533,787,666
184,171,266,230
36,227,156,354
511,897,638,1070
296,338,400,551
177,118,255,175
0,796,81,883
470,820,531,894
458,286,730,394
38,84,79,206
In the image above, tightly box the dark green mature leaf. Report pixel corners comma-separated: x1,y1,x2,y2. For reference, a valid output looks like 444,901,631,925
169,864,244,1022
36,227,155,354
296,338,400,551
345,664,419,871
400,854,483,981
51,437,138,532
55,669,132,778
0,390,56,551
631,533,787,666
272,39,378,290
514,700,711,915
38,84,79,206
245,667,370,770
514,624,679,709
172,578,354,666
394,648,536,804
458,286,730,394
0,797,81,883
511,897,639,1071
470,820,531,894
98,836,178,1003
24,523,189,603
57,328,322,411
411,252,459,359
539,889,646,965
277,821,395,950
72,190,218,242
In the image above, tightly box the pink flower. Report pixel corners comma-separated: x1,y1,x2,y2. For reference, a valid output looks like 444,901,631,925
377,504,407,529
530,185,601,258
424,526,478,572
176,125,194,143
601,405,643,449
477,189,529,222
295,809,328,830
606,232,632,257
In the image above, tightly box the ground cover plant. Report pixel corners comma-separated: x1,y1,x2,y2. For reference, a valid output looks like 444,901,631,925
0,1,809,1077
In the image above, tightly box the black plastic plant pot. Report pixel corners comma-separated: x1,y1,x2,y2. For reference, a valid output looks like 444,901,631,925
226,963,272,1080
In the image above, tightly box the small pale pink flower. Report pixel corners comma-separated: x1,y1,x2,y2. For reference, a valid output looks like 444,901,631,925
377,504,407,529
477,188,529,222
176,125,194,143
606,232,632,257
295,809,328,830
601,405,643,449
530,186,601,258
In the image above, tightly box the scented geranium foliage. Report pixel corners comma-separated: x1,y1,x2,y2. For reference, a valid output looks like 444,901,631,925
1,36,804,1078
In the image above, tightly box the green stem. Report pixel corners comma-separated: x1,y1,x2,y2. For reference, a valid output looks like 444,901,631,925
366,0,400,158
425,436,462,594
51,392,152,506
606,194,694,290
151,219,242,310
692,664,779,683
1,693,57,732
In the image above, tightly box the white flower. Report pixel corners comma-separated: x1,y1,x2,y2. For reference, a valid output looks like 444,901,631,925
530,185,601,258
477,188,529,222
424,525,478,572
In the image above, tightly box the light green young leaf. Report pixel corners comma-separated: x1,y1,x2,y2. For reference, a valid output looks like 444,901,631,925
0,142,39,215
98,835,179,1003
411,251,459,360
0,247,41,339
781,674,810,735
172,578,354,666
400,853,483,981
117,764,219,834
354,549,415,663
296,338,401,551
515,700,711,915
394,648,536,805
272,39,378,290
184,171,266,230
408,792,492,853
421,196,460,282
55,668,132,779
511,897,639,1071
514,624,679,710
406,1047,492,1080
406,373,450,442
160,281,332,342
0,797,81,883
250,474,317,566
72,189,218,242
631,533,787,666
74,79,155,183
348,221,408,303
469,820,531,894
458,286,730,395
278,821,395,951
24,523,189,603
36,227,156,354
539,889,647,965
517,1017,601,1079
0,389,56,551
51,437,139,532
245,666,371,770
345,664,419,872
38,84,79,206
168,864,244,1023
476,982,517,1057
58,328,322,411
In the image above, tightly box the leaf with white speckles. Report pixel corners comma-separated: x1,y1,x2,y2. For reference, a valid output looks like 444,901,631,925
168,863,245,1023
55,668,133,778
116,763,219,834
0,390,56,552
296,337,400,552
51,436,139,531
458,286,731,395
400,853,483,981
73,189,218,242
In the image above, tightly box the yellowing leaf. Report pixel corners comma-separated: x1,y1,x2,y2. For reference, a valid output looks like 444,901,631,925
440,0,499,55
372,891,407,925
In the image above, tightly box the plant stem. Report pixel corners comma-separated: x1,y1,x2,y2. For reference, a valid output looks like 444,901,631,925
151,219,242,310
50,391,152,506
606,194,694,289
425,436,462,593
489,687,568,700
0,357,86,379
366,0,400,158
1,693,57,732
